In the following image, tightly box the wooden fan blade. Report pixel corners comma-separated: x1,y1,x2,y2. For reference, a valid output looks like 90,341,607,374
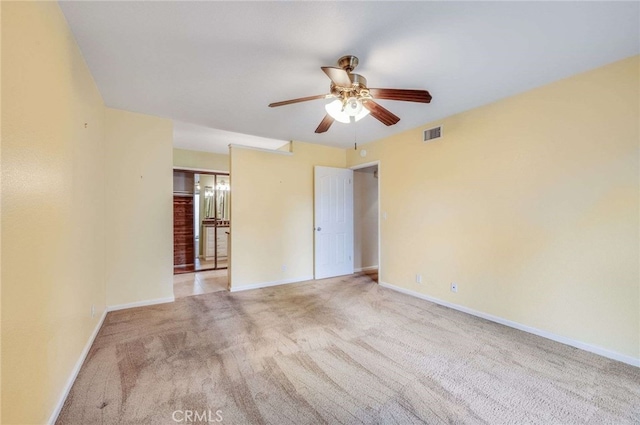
269,94,329,108
315,114,335,133
362,100,400,126
368,88,432,103
321,67,352,87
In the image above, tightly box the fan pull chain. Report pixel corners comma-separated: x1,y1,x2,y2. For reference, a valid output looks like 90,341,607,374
354,118,358,150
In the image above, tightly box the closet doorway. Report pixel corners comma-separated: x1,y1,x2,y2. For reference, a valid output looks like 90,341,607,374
173,169,230,274
352,162,379,282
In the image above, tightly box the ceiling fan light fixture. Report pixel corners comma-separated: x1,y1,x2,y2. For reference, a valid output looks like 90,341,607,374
345,96,362,115
325,99,349,123
354,104,370,122
325,98,370,124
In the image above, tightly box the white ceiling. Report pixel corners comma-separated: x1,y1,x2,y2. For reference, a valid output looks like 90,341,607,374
60,1,639,152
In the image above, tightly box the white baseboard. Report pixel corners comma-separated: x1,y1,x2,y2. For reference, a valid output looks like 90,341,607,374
47,309,108,425
47,295,176,423
107,296,175,312
230,276,314,292
379,281,639,368
354,266,378,273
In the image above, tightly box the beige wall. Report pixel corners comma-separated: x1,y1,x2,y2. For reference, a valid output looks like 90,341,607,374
173,148,229,172
354,166,379,270
105,108,174,307
347,56,640,360
230,142,346,288
1,3,4,419
1,2,107,423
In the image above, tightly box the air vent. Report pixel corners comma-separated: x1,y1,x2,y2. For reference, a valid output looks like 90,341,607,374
423,126,442,142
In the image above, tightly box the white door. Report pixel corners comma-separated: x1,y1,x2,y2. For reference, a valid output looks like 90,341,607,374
314,166,354,279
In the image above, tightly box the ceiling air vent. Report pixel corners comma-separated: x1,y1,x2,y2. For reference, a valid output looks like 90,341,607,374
423,126,442,142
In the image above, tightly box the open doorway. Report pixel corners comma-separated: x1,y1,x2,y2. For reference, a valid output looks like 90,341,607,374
173,169,229,275
352,163,379,282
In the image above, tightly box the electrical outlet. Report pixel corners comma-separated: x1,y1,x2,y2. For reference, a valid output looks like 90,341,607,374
450,282,458,293
281,264,287,272
416,274,422,284
91,304,95,318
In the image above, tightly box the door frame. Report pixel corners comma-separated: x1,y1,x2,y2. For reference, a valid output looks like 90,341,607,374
313,166,355,280
350,160,381,281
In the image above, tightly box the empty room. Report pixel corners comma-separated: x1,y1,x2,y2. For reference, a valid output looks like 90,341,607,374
1,1,639,424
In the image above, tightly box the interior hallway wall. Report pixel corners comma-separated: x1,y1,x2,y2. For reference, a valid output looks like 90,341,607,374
105,108,174,307
173,148,229,172
230,142,346,289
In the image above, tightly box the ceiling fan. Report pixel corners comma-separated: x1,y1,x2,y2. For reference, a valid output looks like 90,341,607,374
268,55,432,133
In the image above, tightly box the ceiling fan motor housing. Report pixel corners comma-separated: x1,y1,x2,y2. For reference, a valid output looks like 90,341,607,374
349,74,367,89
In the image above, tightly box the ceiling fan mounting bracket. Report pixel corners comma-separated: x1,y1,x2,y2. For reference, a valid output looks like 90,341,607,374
337,55,359,72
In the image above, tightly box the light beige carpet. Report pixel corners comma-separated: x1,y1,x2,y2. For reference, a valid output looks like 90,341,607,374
57,273,640,424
